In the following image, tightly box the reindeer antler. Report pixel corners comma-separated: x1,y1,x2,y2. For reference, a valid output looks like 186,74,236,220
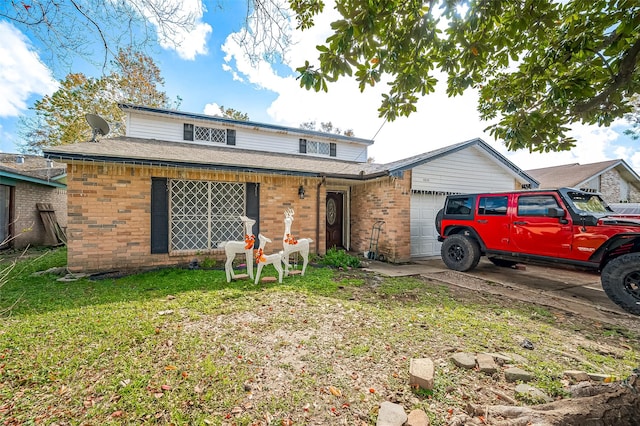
284,208,295,219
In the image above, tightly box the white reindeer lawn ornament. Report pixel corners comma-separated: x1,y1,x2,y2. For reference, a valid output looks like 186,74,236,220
254,234,283,284
282,208,313,276
219,215,256,283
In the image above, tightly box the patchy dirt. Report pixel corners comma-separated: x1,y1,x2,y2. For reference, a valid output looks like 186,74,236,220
177,268,639,426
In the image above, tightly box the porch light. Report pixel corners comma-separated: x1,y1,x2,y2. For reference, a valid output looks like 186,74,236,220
298,185,305,199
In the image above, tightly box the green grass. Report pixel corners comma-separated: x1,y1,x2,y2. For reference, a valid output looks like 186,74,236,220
1,248,638,425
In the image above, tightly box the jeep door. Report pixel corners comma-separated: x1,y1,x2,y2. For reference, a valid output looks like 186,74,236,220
475,195,510,250
510,193,573,257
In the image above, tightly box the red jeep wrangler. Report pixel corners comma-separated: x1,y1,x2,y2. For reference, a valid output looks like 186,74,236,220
436,188,640,315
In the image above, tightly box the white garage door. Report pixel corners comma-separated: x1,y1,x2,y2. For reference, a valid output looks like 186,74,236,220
410,192,447,257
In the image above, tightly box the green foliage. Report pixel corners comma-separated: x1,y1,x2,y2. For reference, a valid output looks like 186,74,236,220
1,247,638,424
218,105,250,121
199,257,218,269
292,0,640,152
18,47,176,154
320,247,361,268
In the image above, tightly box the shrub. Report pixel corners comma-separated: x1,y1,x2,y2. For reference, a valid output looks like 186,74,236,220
321,247,361,269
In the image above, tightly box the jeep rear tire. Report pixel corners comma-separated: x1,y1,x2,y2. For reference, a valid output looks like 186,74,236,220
601,253,640,316
441,234,481,272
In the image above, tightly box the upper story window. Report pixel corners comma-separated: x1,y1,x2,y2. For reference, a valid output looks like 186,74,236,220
299,138,336,157
184,123,236,146
196,126,226,143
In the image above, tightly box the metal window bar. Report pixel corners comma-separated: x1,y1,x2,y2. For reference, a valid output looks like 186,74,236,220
194,126,227,144
169,180,246,251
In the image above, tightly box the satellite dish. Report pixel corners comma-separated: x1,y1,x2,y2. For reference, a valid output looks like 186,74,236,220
85,113,110,142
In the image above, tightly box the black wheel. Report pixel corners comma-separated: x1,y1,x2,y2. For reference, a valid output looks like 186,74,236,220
601,253,640,316
441,234,481,272
488,257,517,268
435,209,444,234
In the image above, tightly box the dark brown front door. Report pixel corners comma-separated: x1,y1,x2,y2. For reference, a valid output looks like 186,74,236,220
326,192,343,249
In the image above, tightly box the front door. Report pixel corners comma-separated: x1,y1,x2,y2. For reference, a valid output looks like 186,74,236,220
326,192,343,249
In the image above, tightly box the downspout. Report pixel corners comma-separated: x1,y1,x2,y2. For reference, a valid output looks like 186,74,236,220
316,176,326,255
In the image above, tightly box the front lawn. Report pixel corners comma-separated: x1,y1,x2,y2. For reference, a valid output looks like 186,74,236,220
0,248,638,425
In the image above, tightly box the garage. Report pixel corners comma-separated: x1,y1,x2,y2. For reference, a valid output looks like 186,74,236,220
399,139,539,258
410,192,446,257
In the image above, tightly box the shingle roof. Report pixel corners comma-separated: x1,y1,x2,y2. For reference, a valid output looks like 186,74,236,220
43,137,387,179
526,159,640,189
0,154,66,182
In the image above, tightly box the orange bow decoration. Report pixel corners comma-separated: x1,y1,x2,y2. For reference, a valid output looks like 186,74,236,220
244,234,255,250
255,248,266,263
284,233,298,245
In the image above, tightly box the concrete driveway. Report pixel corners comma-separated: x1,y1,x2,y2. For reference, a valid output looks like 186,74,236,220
363,258,639,329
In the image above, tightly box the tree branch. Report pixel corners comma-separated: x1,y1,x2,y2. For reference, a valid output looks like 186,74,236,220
573,36,640,114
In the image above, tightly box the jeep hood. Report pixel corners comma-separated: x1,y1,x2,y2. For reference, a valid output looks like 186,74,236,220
600,214,640,227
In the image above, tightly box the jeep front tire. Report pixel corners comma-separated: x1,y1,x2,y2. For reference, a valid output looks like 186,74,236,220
441,234,481,272
601,253,640,316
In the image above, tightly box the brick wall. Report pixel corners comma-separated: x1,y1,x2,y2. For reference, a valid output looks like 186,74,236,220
13,182,67,249
350,172,412,263
65,162,322,272
599,169,640,203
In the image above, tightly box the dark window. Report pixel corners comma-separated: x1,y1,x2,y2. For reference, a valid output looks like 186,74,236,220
445,197,473,215
183,123,194,141
478,196,508,215
226,129,236,146
330,143,336,157
517,195,560,216
151,177,169,253
299,138,307,153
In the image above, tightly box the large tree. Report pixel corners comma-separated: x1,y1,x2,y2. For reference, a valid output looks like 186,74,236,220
19,48,175,153
293,0,640,153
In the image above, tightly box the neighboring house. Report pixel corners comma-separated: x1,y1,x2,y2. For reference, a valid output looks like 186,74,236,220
526,159,640,204
43,103,537,273
0,154,67,249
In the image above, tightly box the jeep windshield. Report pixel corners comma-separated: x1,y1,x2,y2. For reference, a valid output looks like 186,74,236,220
566,191,614,215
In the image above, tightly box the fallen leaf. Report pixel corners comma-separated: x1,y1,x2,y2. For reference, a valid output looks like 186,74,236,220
111,410,123,418
120,379,131,387
181,371,189,378
328,386,342,396
161,385,172,391
369,388,375,393
165,365,178,371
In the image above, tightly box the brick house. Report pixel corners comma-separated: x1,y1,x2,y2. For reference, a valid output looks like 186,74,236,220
526,159,640,204
0,154,67,249
43,104,536,273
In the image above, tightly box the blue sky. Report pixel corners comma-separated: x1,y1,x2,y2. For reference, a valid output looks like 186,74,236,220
0,0,638,172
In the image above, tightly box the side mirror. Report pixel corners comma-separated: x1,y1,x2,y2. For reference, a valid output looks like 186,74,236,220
548,207,569,224
547,207,565,218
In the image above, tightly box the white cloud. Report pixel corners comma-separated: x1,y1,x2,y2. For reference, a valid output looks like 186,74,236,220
136,0,212,60
203,102,223,116
219,2,639,171
0,21,58,117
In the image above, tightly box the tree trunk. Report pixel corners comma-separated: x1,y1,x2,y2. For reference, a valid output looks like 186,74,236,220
449,375,639,426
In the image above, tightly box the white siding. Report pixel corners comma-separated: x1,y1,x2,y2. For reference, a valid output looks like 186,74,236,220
409,145,523,257
126,112,368,162
127,114,183,141
411,146,518,193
